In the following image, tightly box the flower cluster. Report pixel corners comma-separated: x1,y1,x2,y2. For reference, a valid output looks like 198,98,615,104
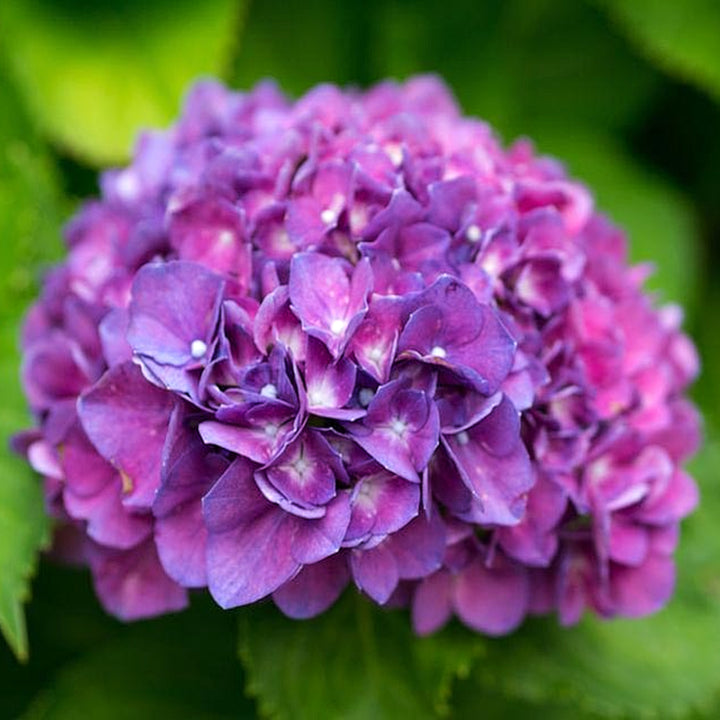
16,76,700,634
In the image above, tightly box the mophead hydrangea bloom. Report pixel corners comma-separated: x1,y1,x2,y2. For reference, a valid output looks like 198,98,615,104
16,76,700,634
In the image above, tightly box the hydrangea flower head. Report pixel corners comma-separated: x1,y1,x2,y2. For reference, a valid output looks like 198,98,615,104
16,76,700,634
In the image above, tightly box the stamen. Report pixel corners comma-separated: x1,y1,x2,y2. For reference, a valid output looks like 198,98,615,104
190,339,208,359
466,224,481,242
260,383,278,399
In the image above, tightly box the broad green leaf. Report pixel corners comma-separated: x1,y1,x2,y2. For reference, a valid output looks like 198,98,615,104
238,593,483,719
374,0,658,137
529,127,700,312
0,67,64,661
452,440,720,719
0,0,246,166
596,0,720,102
232,2,369,95
22,596,255,719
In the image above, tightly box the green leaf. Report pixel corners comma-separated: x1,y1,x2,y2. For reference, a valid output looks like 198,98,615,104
374,0,658,137
529,127,700,312
238,593,482,719
232,2,371,95
0,66,64,661
595,0,720,102
451,439,720,720
22,596,256,719
0,0,247,166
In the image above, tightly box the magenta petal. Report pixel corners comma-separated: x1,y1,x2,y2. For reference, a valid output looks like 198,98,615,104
169,195,251,282
78,362,174,508
349,295,404,383
89,540,188,621
64,479,152,550
351,542,399,604
454,557,529,635
273,554,350,619
413,570,453,635
305,338,357,415
610,553,675,617
608,519,649,567
635,469,699,524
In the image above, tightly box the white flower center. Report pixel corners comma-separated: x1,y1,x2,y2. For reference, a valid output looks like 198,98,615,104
456,431,470,446
260,383,278,399
330,318,347,335
390,417,408,437
218,229,235,246
466,224,482,243
190,339,207,359
430,345,447,359
320,208,337,225
358,388,375,407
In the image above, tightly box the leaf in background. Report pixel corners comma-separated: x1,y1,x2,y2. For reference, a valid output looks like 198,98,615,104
374,0,659,138
595,0,720,102
238,594,482,720
0,66,64,661
529,127,700,313
232,2,373,95
0,0,246,166
21,596,255,719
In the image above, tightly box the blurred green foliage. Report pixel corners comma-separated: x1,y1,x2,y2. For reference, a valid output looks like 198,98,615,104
0,0,719,717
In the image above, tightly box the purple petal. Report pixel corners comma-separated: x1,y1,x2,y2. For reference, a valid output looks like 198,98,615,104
305,338,357,415
454,557,529,635
98,308,132,367
610,553,675,617
345,471,420,543
168,195,251,283
202,458,268,533
413,570,453,635
265,430,342,508
385,511,446,580
127,260,224,367
443,395,533,526
204,465,300,606
273,554,350,619
254,285,307,360
154,501,209,587
351,542,399,604
89,540,188,621
64,478,152,550
398,276,515,394
291,492,351,564
289,253,372,358
347,378,440,483
78,362,174,508
349,295,405,383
